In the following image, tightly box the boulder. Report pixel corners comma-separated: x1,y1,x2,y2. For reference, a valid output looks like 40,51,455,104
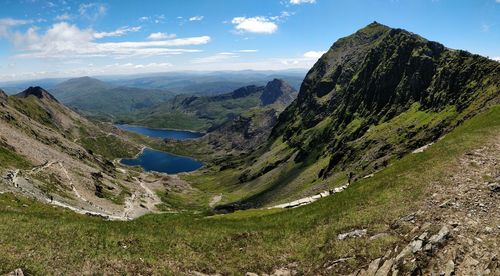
488,183,500,193
6,269,24,276
428,226,450,245
361,258,381,276
375,259,394,276
443,260,455,276
338,229,367,240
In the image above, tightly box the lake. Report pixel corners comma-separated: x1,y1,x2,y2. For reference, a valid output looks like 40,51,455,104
115,124,204,140
121,148,203,174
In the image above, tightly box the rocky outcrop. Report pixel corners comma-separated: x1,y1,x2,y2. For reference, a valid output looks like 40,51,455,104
0,89,7,102
260,79,296,106
15,86,59,102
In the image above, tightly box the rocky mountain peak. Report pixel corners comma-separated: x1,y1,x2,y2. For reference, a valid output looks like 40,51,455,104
15,86,59,102
260,79,296,106
0,89,7,101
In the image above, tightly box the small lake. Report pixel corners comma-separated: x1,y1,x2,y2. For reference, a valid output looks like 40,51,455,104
121,148,203,174
115,124,204,140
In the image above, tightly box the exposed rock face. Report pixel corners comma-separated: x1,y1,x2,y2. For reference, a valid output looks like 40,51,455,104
206,109,279,152
260,78,296,106
0,89,7,101
15,86,59,102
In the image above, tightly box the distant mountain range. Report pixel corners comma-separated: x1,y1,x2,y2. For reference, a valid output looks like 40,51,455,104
121,78,297,131
0,71,305,122
51,77,175,119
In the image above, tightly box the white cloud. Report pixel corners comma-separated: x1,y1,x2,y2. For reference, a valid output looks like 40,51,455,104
0,18,33,26
231,16,278,34
192,52,238,64
189,16,204,21
147,32,177,40
93,26,141,39
138,16,150,22
303,50,326,59
290,0,316,4
7,22,209,59
79,3,107,21
237,49,258,53
55,13,71,21
492,57,500,62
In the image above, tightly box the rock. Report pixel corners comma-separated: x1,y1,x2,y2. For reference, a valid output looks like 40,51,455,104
444,260,455,276
6,269,24,276
418,232,428,240
271,268,294,276
485,226,493,233
428,226,450,245
449,222,460,228
374,259,394,276
370,233,389,240
246,273,259,276
395,245,413,262
439,199,452,208
361,258,381,276
488,183,500,193
410,240,423,253
338,229,367,240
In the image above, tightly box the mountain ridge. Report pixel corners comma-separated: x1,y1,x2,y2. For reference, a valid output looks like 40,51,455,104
205,22,499,209
15,86,60,102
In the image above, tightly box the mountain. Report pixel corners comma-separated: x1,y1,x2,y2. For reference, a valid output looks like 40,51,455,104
15,86,60,102
104,70,305,95
52,76,112,101
260,78,296,105
0,86,169,219
205,22,499,209
124,79,298,131
51,76,175,119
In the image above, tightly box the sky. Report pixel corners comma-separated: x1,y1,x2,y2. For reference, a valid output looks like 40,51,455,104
0,0,498,81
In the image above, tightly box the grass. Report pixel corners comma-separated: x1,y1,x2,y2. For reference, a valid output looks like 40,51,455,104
0,146,31,170
7,96,56,129
0,105,498,274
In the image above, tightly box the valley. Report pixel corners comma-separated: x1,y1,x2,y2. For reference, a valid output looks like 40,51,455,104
0,18,498,276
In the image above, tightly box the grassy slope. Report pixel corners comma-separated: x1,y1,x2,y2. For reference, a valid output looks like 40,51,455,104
0,105,498,274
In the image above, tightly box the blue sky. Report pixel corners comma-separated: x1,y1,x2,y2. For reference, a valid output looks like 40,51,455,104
0,0,498,81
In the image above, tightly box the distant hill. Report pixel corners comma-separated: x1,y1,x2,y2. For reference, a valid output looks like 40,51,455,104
51,76,175,119
122,79,298,131
105,71,305,95
52,76,112,101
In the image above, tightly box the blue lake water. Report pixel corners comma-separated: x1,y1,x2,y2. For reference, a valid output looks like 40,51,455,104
121,148,203,174
115,124,204,140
